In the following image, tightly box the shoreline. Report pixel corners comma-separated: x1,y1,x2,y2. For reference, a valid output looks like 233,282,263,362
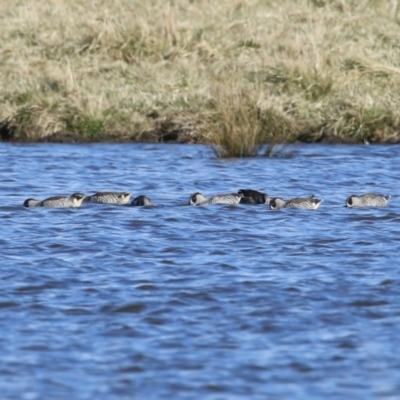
1,126,399,145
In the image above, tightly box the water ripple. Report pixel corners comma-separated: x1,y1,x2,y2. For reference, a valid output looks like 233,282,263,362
1,143,400,399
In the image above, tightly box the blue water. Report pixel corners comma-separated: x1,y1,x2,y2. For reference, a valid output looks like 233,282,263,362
1,143,400,399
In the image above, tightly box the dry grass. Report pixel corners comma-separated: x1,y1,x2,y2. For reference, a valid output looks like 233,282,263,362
1,0,400,154
202,82,294,157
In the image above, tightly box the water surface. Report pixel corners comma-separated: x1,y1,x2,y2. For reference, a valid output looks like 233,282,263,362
1,143,400,399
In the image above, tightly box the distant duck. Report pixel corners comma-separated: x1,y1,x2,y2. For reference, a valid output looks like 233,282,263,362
131,195,153,206
86,191,131,205
189,192,243,206
269,195,323,210
346,193,390,208
24,193,86,208
238,189,269,204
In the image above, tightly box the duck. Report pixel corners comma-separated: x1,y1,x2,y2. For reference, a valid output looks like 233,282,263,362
346,193,390,208
24,193,86,208
269,195,323,210
237,189,269,204
86,191,131,205
131,195,153,206
189,192,243,206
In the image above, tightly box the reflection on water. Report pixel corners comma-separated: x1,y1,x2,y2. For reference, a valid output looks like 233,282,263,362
1,143,400,399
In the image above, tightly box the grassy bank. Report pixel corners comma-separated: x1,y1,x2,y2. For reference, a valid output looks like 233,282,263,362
1,0,400,153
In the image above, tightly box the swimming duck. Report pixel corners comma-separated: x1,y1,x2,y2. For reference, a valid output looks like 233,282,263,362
238,189,269,204
86,192,131,205
269,195,323,210
131,195,153,206
189,192,243,206
24,193,86,208
346,193,390,208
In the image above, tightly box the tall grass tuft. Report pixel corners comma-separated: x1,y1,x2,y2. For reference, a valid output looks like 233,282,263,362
203,84,293,157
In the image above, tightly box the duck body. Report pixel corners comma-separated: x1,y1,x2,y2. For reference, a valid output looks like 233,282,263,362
238,189,269,204
86,192,131,205
269,195,322,210
24,193,85,208
189,192,243,206
346,193,390,208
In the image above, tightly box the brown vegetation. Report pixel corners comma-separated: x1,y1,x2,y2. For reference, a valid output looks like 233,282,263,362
1,0,400,155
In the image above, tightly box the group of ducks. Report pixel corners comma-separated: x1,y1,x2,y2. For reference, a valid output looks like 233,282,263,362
189,190,390,208
23,192,152,208
23,189,391,209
